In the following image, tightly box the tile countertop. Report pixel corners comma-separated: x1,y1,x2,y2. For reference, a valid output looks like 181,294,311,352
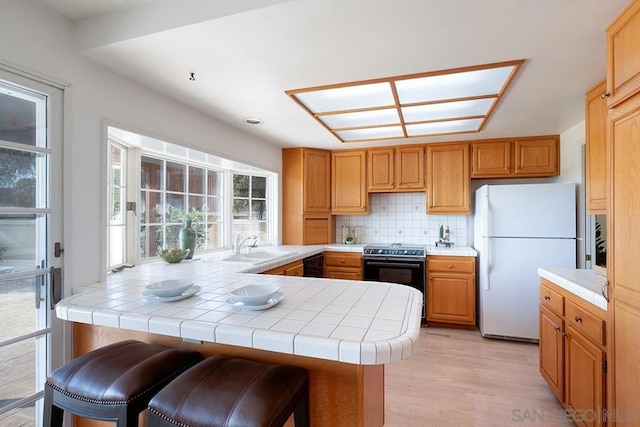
537,267,609,311
56,244,424,366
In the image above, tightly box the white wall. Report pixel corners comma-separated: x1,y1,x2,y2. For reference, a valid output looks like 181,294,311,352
0,0,282,290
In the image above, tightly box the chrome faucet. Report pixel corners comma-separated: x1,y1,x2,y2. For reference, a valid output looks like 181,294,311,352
233,232,257,254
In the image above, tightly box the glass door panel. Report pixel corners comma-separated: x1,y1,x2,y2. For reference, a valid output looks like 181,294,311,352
0,71,63,426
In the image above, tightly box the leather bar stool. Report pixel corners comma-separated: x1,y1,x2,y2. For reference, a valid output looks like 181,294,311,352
147,354,310,427
43,340,203,427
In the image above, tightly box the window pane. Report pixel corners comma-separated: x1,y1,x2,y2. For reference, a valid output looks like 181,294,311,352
140,191,163,223
188,195,205,212
141,156,163,190
110,187,123,223
108,225,125,266
111,145,123,186
206,197,222,221
166,193,185,215
0,148,38,208
206,223,222,248
188,166,205,195
207,171,222,196
140,224,162,258
164,224,181,249
0,87,43,146
0,214,41,274
251,176,266,198
233,174,250,197
166,162,185,192
252,200,266,220
233,199,249,220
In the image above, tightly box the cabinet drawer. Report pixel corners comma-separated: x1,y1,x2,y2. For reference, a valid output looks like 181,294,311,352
540,283,564,315
427,257,474,274
565,300,605,346
324,252,362,268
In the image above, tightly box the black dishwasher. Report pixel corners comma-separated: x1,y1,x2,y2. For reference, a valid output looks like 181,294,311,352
303,253,324,277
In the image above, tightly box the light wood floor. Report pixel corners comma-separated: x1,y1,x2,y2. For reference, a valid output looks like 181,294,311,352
384,327,574,427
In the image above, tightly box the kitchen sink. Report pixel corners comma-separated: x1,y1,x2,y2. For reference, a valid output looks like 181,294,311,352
223,250,293,263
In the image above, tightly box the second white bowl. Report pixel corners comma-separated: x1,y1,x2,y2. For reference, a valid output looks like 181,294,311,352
230,284,280,306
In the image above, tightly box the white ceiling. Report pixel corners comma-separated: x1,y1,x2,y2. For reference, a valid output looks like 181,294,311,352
37,0,629,150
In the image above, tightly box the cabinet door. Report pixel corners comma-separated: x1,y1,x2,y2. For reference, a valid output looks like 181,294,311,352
396,146,425,190
610,92,640,422
606,0,640,107
539,305,565,402
513,137,559,176
304,149,331,213
368,148,395,192
426,144,470,214
285,263,304,277
325,268,362,280
332,150,368,214
585,80,609,214
471,141,511,177
565,325,605,427
303,215,334,245
427,273,475,325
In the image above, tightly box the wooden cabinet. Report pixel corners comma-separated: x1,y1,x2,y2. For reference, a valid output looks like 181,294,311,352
585,80,609,214
471,140,511,177
539,279,607,426
323,251,362,280
368,146,424,192
608,90,640,423
282,148,335,245
470,136,560,179
332,150,368,214
606,0,640,107
426,143,470,214
261,259,304,276
426,256,475,326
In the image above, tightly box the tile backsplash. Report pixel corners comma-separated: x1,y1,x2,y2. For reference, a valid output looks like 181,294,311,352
335,193,469,246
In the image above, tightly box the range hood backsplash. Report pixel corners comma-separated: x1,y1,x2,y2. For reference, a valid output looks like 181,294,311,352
335,193,469,246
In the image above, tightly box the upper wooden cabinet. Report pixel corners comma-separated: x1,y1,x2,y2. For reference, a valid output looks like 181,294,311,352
471,136,560,178
606,0,640,107
282,148,334,245
332,150,368,214
368,146,425,192
426,143,470,214
585,80,609,214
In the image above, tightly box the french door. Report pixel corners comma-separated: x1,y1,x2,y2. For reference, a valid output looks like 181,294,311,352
0,68,64,425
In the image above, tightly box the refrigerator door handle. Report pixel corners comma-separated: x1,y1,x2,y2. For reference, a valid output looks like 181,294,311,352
483,194,490,291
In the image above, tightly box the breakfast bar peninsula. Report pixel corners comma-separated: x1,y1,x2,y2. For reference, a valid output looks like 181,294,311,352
55,245,423,426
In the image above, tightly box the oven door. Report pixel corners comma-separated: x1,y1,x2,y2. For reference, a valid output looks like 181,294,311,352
363,257,425,318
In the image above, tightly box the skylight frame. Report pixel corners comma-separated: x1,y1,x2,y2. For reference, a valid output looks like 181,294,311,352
286,60,524,143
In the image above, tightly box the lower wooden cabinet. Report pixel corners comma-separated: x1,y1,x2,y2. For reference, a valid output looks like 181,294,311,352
261,259,304,276
426,256,475,326
323,251,362,280
539,278,607,427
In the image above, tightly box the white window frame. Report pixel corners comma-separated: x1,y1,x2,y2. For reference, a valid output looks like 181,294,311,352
104,126,277,273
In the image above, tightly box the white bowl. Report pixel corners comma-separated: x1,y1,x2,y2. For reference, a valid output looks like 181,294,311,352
145,280,195,297
229,284,280,306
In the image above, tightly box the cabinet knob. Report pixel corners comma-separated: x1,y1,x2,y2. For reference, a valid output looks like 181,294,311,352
448,264,453,269
554,326,560,332
600,92,610,99
561,332,568,338
340,259,345,263
544,295,551,301
574,316,582,323
504,166,509,171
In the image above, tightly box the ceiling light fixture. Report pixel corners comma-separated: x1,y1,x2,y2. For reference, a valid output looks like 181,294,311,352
245,117,263,125
286,60,524,143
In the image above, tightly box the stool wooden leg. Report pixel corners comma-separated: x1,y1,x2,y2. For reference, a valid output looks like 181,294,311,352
43,385,64,427
293,391,310,427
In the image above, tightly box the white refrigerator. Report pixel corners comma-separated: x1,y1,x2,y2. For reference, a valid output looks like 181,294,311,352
474,183,577,341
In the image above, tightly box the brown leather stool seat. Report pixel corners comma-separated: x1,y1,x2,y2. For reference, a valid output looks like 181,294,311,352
43,340,203,427
147,354,310,427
